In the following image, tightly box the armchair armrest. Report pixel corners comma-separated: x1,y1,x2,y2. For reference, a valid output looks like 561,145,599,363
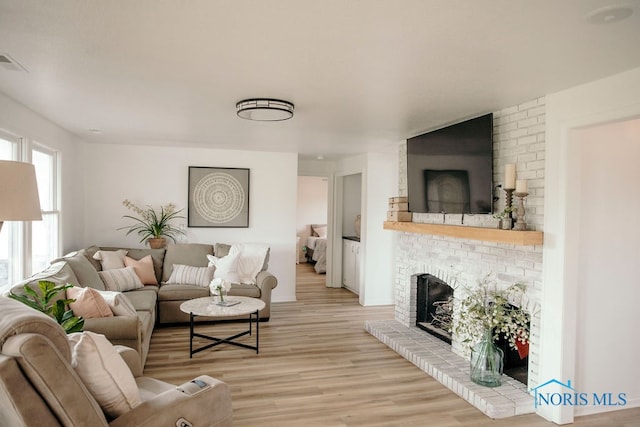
109,375,232,427
256,271,277,292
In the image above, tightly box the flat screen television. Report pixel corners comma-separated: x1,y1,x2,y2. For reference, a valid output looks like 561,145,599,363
407,113,493,214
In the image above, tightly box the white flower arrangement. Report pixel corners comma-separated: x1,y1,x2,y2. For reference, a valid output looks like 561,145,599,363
210,278,232,302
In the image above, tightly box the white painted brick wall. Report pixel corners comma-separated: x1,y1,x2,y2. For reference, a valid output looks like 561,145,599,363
394,98,546,390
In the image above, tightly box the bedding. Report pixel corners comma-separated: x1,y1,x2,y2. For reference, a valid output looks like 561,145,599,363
305,235,327,274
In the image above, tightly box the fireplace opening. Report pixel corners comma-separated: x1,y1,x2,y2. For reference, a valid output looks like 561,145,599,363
415,274,453,344
415,273,529,385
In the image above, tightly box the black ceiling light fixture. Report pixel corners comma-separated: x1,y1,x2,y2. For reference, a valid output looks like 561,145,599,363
236,98,294,121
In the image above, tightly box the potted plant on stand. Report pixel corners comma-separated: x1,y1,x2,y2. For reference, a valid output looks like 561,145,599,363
119,199,186,248
452,275,530,387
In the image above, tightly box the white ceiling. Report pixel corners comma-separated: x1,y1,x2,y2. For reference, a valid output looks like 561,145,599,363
0,0,639,161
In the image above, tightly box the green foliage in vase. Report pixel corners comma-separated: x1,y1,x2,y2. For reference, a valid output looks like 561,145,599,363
119,199,186,243
434,274,530,351
457,275,530,351
9,280,84,334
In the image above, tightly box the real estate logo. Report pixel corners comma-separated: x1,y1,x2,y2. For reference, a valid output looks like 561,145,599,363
531,379,627,408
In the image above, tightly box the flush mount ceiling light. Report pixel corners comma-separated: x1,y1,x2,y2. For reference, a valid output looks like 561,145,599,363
236,98,294,121
586,5,634,24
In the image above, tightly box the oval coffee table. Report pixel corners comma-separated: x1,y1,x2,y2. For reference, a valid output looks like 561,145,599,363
180,296,266,358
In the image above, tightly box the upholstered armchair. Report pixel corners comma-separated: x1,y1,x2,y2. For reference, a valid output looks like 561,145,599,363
0,296,233,426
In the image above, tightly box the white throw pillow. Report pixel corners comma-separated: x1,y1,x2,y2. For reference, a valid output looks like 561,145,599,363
93,249,128,270
207,253,240,283
68,331,141,419
314,225,328,238
98,266,144,292
166,264,215,287
96,290,138,317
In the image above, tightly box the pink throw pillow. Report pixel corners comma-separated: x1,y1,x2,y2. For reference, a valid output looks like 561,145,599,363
67,286,114,319
124,255,158,285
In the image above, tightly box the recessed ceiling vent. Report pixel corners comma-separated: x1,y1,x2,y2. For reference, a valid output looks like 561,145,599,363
0,54,28,73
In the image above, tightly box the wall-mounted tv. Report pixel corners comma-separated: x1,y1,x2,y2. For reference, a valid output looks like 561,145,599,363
407,113,493,214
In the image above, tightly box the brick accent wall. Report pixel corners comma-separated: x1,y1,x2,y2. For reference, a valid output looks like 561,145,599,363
394,98,545,389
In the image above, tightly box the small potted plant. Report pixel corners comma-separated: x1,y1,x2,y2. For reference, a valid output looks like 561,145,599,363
492,206,513,230
119,199,186,248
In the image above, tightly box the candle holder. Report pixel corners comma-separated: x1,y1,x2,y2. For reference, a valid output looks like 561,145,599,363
503,188,515,229
513,192,529,231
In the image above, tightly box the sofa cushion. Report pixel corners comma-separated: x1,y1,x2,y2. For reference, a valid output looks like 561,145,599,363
11,262,80,299
83,245,103,271
93,249,128,271
228,283,261,298
68,331,141,419
214,243,270,272
51,250,105,290
157,284,209,302
122,289,157,312
166,264,215,287
124,255,158,285
67,286,113,319
98,266,143,292
162,243,213,283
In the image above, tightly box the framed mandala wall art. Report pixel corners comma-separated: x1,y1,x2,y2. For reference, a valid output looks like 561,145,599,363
188,166,250,228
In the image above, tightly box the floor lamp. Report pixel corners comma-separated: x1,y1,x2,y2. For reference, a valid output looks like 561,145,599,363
0,160,42,234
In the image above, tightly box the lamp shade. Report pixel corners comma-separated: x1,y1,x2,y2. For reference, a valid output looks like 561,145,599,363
0,160,42,221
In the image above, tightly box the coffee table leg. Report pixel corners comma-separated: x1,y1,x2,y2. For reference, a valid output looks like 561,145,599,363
256,310,259,354
189,312,194,358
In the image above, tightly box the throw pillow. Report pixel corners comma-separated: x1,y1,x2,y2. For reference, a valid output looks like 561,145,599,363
314,225,327,238
166,264,215,287
98,266,144,292
67,286,114,319
93,249,128,271
124,255,158,285
207,253,240,283
68,331,141,418
96,290,138,317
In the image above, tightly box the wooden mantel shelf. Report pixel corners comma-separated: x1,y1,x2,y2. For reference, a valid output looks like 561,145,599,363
383,221,543,246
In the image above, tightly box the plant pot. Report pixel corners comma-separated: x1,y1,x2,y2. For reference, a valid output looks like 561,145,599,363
470,329,504,387
147,237,166,249
501,218,513,230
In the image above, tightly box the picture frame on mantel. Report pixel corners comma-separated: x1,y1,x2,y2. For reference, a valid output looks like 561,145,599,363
188,166,250,228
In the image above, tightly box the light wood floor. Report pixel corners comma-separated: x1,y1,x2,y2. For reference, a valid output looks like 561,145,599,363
144,263,640,426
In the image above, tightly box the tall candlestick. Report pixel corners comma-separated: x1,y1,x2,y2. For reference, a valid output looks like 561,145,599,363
515,179,527,194
504,164,516,190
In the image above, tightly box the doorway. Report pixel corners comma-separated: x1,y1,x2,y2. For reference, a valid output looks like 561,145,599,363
296,176,329,277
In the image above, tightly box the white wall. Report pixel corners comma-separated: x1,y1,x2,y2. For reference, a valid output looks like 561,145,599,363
0,92,85,252
83,143,298,302
571,119,640,416
342,173,361,237
335,151,397,305
296,176,328,262
542,66,640,424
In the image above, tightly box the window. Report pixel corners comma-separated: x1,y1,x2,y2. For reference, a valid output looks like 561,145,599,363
0,135,60,293
0,133,20,290
31,146,59,275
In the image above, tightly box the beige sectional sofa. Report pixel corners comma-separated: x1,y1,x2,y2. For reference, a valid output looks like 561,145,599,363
10,242,278,366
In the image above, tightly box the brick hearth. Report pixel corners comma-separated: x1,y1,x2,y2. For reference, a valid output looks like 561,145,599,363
365,319,535,419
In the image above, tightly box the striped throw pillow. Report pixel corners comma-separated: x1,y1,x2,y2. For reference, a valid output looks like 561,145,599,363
98,266,144,292
166,264,215,288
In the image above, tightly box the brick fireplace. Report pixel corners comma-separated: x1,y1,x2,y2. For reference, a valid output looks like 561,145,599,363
366,98,546,418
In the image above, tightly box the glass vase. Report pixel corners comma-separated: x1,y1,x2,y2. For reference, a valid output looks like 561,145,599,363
470,329,504,387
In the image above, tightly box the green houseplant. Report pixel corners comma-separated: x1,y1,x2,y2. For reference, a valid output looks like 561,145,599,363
9,280,84,334
119,199,186,248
